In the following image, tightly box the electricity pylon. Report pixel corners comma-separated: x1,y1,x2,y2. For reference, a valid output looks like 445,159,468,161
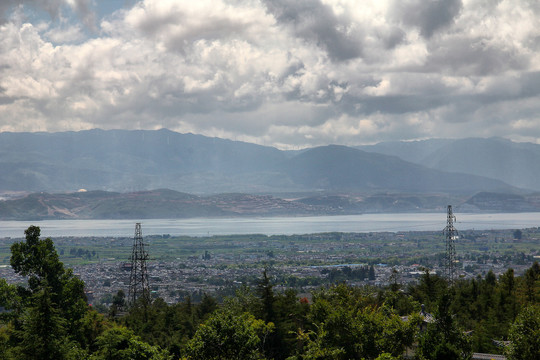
443,205,458,285
128,223,150,305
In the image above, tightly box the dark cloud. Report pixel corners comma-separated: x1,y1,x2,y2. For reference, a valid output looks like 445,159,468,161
391,0,462,38
125,3,263,55
262,0,363,61
519,72,540,98
382,26,406,49
340,93,446,116
423,36,529,76
0,83,16,105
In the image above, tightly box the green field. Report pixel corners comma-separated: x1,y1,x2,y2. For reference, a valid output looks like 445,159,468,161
1,227,537,268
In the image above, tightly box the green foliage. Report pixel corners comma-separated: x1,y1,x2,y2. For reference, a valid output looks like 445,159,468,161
16,284,67,360
505,305,540,360
10,227,64,289
79,309,109,352
257,269,275,323
92,325,170,360
185,309,274,360
408,269,448,313
0,278,22,320
375,354,400,360
0,226,169,359
416,292,472,360
0,226,90,358
119,295,220,358
298,285,419,360
524,261,540,303
108,290,126,318
1,226,539,360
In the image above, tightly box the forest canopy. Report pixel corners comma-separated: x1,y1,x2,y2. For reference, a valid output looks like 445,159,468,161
0,226,538,359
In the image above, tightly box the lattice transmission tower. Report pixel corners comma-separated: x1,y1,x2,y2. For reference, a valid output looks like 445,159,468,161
443,205,458,285
128,223,150,305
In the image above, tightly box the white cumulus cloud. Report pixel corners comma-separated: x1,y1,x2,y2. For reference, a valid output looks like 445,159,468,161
0,0,539,147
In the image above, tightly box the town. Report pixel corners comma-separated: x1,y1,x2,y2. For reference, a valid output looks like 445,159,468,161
1,226,537,309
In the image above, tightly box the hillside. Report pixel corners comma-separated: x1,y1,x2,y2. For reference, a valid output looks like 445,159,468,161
282,145,512,194
0,129,517,196
0,129,287,193
3,189,540,220
0,190,455,220
359,137,540,191
0,190,322,220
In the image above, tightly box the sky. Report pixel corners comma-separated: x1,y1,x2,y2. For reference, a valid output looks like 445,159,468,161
0,0,539,149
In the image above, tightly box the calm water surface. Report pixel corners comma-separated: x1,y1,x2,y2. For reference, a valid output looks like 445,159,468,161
1,213,539,238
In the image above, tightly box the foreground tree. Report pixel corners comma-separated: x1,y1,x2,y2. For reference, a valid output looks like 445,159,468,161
505,305,540,360
0,226,90,358
10,226,88,335
416,292,472,360
185,309,274,360
0,226,172,359
17,284,67,360
296,285,420,360
92,325,171,360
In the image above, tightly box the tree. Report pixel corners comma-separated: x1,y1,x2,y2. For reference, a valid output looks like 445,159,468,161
369,265,376,281
17,284,66,360
498,268,517,323
257,269,275,323
408,269,448,312
185,309,273,360
301,285,419,359
524,262,540,303
109,290,126,318
0,226,90,357
505,305,540,360
10,226,87,325
92,325,170,360
416,292,472,360
196,293,217,321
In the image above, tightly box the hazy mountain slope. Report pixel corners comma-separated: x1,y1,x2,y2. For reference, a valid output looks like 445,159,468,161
358,137,540,191
0,190,324,220
421,138,540,191
0,129,285,173
461,192,538,212
357,138,454,163
0,129,287,193
282,145,513,194
3,188,539,220
0,130,518,195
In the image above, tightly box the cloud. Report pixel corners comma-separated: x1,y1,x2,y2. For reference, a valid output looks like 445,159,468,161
390,0,462,38
262,0,364,61
0,0,96,28
0,0,539,147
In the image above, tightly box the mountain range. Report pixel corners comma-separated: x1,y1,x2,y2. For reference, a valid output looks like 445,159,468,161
357,137,540,192
3,189,530,220
0,129,521,195
1,129,540,218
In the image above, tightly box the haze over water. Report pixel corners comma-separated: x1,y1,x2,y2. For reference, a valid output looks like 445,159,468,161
1,213,539,239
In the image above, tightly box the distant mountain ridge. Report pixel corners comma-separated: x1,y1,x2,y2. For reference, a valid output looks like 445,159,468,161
0,190,313,220
0,129,516,195
2,189,539,220
0,189,445,220
357,137,540,191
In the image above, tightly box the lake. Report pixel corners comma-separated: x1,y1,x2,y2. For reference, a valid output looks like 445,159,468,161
1,212,539,238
